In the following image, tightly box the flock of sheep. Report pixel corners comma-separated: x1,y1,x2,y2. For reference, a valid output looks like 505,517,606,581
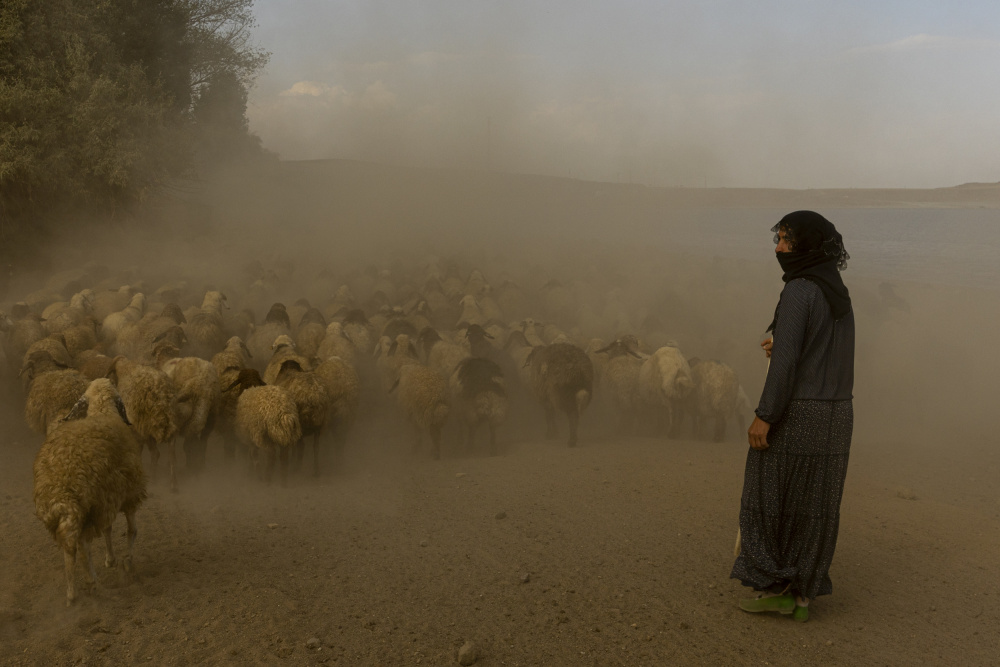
0,255,749,605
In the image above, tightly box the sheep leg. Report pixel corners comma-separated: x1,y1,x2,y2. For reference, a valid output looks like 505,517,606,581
312,432,321,477
264,449,275,485
567,407,580,447
713,414,726,442
292,440,305,472
488,423,498,457
466,421,478,451
544,406,558,440
79,537,97,593
279,447,289,487
63,546,77,606
410,426,423,456
123,509,137,576
223,436,236,460
146,438,160,481
104,526,117,568
429,425,442,460
168,438,178,493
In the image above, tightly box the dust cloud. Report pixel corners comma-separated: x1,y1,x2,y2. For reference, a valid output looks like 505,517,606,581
1,161,997,663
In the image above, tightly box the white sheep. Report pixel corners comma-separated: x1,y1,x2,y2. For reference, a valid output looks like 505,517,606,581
686,359,742,441
638,345,694,438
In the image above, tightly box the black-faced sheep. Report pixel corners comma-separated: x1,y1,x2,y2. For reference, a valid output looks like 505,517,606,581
449,357,508,455
595,338,645,434
106,356,180,490
226,368,301,484
274,358,331,476
525,342,594,447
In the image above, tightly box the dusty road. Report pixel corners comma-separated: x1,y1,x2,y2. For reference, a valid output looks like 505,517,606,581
1,409,996,666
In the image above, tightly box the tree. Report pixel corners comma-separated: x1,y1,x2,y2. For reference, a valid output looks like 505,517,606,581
0,0,269,248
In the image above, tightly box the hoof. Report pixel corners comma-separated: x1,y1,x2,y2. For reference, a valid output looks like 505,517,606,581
105,556,116,569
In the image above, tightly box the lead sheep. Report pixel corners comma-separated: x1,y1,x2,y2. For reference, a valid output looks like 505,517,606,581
33,379,146,605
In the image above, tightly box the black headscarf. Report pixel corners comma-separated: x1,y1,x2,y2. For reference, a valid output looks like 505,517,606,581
766,210,851,332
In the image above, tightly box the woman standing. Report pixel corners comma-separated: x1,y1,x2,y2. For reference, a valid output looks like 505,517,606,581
732,210,854,622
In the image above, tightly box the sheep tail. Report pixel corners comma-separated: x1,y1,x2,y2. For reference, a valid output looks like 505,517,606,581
432,402,449,428
575,388,591,413
268,412,301,448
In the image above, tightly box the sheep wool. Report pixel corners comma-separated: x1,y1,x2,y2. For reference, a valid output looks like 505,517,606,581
392,363,450,460
33,378,146,605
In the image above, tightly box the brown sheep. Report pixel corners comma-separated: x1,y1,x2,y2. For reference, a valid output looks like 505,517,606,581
212,336,253,459
274,358,331,476
155,342,221,472
312,355,361,465
22,350,90,435
389,364,450,460
106,356,180,491
33,378,146,605
226,368,301,484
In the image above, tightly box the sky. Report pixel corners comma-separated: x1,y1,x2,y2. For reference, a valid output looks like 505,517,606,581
245,1,1000,189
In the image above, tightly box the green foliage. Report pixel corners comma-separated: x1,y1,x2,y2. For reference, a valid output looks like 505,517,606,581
0,0,269,239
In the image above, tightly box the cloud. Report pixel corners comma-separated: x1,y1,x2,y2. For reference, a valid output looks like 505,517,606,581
279,81,335,97
847,33,1000,56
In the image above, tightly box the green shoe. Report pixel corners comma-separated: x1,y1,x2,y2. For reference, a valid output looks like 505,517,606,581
792,604,809,622
739,594,795,614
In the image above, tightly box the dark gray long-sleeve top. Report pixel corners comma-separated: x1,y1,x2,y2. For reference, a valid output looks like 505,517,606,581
755,278,855,424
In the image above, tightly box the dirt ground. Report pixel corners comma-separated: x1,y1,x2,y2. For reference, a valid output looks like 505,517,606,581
1,401,997,667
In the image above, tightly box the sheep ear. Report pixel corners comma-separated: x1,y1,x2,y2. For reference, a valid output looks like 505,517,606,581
485,331,495,339
407,342,418,358
387,378,400,394
241,341,252,359
115,397,132,426
372,344,382,359
61,396,89,422
594,344,612,354
105,357,122,382
626,349,642,359
152,329,169,343
18,361,34,378
388,340,398,356
224,378,242,392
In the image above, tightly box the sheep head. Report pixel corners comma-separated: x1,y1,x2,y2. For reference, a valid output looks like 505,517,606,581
62,378,130,425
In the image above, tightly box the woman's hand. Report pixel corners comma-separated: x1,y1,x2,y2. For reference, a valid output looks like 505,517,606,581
761,337,773,358
748,416,771,450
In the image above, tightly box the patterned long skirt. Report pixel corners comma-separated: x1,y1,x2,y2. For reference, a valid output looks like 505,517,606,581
730,399,853,600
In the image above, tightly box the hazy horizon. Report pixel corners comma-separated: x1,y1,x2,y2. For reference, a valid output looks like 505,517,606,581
245,1,1000,190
